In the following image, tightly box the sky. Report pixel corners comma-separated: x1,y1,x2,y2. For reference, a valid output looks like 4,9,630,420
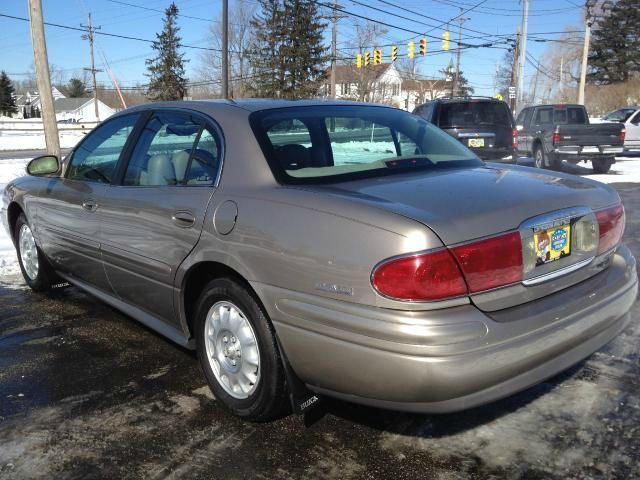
0,0,585,97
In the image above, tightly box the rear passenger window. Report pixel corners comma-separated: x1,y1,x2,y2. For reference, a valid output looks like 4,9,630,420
534,108,553,125
265,119,313,170
325,118,396,165
123,112,221,186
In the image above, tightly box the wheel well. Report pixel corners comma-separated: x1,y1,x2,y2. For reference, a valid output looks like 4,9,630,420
182,261,255,337
532,139,543,153
7,202,24,242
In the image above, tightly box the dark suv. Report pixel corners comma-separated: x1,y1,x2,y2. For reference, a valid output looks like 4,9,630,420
413,97,517,162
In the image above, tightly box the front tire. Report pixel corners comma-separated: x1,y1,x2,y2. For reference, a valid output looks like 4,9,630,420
592,157,614,174
14,213,57,291
534,146,545,169
194,278,289,421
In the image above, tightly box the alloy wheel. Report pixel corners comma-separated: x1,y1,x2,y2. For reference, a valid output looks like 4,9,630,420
18,224,39,280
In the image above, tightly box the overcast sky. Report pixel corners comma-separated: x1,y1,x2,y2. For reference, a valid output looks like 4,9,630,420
0,0,584,96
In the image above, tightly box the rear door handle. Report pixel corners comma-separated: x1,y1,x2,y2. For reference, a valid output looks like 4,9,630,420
82,200,98,212
172,211,195,228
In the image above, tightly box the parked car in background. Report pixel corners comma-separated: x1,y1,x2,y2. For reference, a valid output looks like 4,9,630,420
515,104,625,173
413,97,517,162
3,100,636,421
599,107,640,151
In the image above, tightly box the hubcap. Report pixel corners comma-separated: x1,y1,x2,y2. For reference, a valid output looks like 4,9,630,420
204,301,260,399
18,224,39,280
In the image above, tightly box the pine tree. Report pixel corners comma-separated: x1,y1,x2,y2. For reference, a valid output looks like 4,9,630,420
65,78,87,98
146,2,188,101
588,0,640,84
249,0,329,98
0,71,18,117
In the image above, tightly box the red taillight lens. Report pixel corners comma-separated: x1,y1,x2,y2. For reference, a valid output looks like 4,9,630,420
619,128,626,143
372,249,468,301
596,204,625,254
451,232,523,293
552,128,561,146
512,128,518,150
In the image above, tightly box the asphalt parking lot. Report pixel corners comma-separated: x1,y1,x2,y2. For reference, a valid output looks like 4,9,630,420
1,161,639,479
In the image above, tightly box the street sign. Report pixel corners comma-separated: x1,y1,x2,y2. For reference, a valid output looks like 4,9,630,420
508,86,516,99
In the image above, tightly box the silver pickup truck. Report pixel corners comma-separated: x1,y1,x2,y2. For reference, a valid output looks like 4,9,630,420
515,104,625,173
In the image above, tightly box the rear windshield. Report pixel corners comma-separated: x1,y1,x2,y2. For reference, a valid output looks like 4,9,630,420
553,107,587,124
250,106,481,184
438,101,511,128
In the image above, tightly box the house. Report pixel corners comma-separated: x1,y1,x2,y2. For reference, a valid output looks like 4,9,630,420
54,97,115,122
13,87,65,119
320,63,451,111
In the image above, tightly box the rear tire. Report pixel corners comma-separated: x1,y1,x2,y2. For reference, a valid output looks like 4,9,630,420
592,157,614,174
534,146,546,169
194,278,289,421
14,213,58,292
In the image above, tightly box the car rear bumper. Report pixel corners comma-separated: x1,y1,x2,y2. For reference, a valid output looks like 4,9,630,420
470,147,515,162
553,146,624,160
253,244,637,413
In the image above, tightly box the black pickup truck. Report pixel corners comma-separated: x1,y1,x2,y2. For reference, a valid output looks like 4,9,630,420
515,104,625,173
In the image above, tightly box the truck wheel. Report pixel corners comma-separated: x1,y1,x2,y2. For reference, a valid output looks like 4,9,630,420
534,146,546,169
194,277,289,421
592,157,614,174
14,213,58,291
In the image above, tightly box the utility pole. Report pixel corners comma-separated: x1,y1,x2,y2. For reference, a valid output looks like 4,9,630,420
27,0,60,158
560,55,564,101
221,0,229,99
510,31,521,113
330,0,337,99
453,10,469,97
81,14,103,122
517,0,529,105
577,2,594,105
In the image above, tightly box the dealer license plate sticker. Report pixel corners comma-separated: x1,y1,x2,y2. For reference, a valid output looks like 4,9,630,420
468,138,485,148
534,224,571,265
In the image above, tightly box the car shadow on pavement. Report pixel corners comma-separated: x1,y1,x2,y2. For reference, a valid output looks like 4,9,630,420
310,363,585,438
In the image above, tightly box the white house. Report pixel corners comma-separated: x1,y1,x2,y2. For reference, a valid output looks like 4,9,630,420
321,63,452,111
13,86,66,119
54,97,115,122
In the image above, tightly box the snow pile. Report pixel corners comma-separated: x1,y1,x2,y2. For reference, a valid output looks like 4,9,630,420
0,130,87,151
0,158,29,277
583,156,640,184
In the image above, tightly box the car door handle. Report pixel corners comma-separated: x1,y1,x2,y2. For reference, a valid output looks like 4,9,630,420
82,200,98,212
172,211,195,228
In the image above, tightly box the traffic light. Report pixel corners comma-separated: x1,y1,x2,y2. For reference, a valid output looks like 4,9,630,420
364,51,370,66
408,41,415,59
356,54,362,68
442,31,450,51
374,49,382,65
419,38,427,56
391,45,397,62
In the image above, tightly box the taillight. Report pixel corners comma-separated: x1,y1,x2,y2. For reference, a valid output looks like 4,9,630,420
371,249,467,301
552,127,561,146
512,128,518,150
451,232,523,293
619,128,626,143
596,204,625,254
372,231,524,301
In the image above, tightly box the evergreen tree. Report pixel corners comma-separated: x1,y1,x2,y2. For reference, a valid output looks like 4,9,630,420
146,2,188,101
249,0,328,98
65,78,87,98
0,71,18,117
588,0,640,84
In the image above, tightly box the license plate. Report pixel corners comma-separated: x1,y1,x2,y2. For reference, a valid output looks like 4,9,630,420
534,224,571,265
582,146,599,153
468,138,485,148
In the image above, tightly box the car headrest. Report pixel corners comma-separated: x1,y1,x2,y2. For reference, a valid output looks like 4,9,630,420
276,144,310,170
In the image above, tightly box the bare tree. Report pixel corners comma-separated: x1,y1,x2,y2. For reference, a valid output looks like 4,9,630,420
198,0,256,98
344,20,387,102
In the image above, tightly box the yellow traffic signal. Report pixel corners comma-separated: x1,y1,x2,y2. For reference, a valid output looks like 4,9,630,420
364,51,370,66
374,49,382,65
442,31,450,51
391,45,397,62
408,41,415,59
420,38,427,56
356,54,362,68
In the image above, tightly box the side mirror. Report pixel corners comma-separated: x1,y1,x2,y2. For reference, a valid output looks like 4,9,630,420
516,125,523,131
26,155,59,176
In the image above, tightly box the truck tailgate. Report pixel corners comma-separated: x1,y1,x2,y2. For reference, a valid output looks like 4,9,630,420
556,123,624,147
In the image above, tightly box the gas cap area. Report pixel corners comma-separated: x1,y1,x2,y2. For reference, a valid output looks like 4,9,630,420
213,200,238,235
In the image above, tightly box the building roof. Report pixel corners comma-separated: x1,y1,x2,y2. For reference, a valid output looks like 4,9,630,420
54,97,93,113
403,78,452,92
323,63,394,83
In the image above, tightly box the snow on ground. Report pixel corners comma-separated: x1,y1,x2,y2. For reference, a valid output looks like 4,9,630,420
0,130,87,151
0,158,29,276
